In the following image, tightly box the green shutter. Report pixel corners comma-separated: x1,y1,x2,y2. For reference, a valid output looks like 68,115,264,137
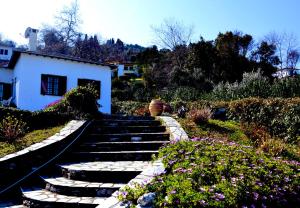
41,74,48,95
3,83,12,100
58,76,67,96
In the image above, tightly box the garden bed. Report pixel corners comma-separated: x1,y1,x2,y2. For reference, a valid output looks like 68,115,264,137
118,138,300,207
0,124,65,158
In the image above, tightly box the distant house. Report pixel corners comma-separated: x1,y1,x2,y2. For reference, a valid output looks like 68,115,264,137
272,68,300,78
0,28,114,114
114,63,140,78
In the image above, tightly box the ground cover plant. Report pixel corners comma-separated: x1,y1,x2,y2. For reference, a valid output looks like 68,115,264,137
0,124,65,157
117,102,299,207
118,138,300,207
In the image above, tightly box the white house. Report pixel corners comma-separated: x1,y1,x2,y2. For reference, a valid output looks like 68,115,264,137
116,63,140,77
272,68,300,78
0,45,13,61
0,50,113,113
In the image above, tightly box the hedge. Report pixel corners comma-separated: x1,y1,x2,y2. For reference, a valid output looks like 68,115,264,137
0,107,71,131
113,98,300,142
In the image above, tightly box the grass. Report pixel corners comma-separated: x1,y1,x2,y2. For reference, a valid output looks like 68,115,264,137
179,118,300,161
0,125,65,158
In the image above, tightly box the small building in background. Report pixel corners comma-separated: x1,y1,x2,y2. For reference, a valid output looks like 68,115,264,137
272,68,300,78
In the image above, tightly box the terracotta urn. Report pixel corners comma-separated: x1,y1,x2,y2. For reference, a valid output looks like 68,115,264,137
149,99,163,116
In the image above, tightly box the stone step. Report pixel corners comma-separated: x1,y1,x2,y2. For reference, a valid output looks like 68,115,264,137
76,141,168,151
85,132,170,142
100,115,155,120
93,120,161,127
42,176,124,197
22,187,106,208
89,126,166,134
68,151,158,162
59,161,150,182
0,201,25,208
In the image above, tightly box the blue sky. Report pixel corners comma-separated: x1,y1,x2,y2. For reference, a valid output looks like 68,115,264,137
0,0,299,47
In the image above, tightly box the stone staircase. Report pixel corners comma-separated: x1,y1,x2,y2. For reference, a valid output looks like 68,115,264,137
6,116,169,208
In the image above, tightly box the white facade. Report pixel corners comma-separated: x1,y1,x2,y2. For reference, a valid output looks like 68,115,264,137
0,46,13,60
0,68,13,83
11,53,111,113
117,64,125,77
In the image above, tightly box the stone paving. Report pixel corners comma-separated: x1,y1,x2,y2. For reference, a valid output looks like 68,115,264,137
22,188,106,204
1,116,189,207
44,177,125,189
60,161,151,172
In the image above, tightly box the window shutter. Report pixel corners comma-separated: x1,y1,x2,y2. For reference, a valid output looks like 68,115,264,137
96,81,101,99
3,83,12,100
41,74,48,95
58,76,67,96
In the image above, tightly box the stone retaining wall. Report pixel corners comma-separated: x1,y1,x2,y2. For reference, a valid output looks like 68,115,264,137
0,120,86,196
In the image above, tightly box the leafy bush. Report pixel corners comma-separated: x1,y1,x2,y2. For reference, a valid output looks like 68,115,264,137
120,139,300,207
45,84,100,119
0,114,28,142
0,107,70,131
187,108,212,124
228,97,300,143
112,101,148,115
207,71,300,101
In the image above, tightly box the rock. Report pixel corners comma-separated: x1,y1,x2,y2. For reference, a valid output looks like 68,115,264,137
137,192,156,207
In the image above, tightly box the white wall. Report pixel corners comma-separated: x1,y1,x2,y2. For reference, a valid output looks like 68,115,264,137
0,46,13,60
0,68,13,83
13,54,111,113
117,64,124,77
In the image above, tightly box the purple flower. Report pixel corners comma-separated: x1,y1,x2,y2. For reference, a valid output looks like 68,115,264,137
253,192,259,201
199,200,207,206
215,193,225,200
170,190,176,194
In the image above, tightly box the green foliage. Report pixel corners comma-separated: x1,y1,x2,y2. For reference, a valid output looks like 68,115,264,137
0,114,28,143
45,84,100,119
0,108,70,132
0,125,64,157
117,183,146,203
112,101,148,115
228,97,300,142
120,139,299,207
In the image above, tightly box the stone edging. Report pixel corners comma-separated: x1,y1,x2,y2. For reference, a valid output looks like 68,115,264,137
158,116,189,141
98,116,189,208
0,120,85,163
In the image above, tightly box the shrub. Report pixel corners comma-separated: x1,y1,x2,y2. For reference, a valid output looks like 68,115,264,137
173,87,200,101
228,97,300,142
46,84,100,119
134,106,150,116
0,107,70,131
0,114,28,142
112,101,148,115
187,108,212,124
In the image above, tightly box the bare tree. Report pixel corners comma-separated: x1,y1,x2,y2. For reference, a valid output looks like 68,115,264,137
152,19,194,50
287,50,300,69
55,0,81,46
265,31,299,69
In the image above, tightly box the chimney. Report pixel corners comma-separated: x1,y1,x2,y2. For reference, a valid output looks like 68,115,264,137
25,27,39,51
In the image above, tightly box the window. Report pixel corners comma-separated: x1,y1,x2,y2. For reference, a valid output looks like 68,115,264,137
0,49,3,55
78,79,101,98
0,83,12,101
4,50,8,55
41,74,67,96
